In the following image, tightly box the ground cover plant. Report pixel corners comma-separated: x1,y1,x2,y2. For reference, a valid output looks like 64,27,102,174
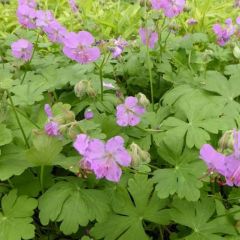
2,0,240,239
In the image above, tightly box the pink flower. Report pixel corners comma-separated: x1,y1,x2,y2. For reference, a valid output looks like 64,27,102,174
111,38,128,58
73,135,131,182
44,104,60,136
116,96,145,127
213,18,235,46
151,0,185,18
36,10,55,28
17,5,37,29
84,109,94,120
11,39,33,61
63,31,101,64
103,82,116,90
139,28,158,49
18,0,37,8
200,130,240,186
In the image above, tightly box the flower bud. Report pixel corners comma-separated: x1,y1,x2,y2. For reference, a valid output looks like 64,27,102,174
84,109,94,120
233,46,240,59
86,85,97,97
129,143,151,168
74,80,88,98
136,92,150,108
219,130,234,152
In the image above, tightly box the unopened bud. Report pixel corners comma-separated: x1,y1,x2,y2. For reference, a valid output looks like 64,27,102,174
84,109,94,120
219,130,234,152
129,143,151,168
74,80,88,98
136,92,150,108
233,46,240,59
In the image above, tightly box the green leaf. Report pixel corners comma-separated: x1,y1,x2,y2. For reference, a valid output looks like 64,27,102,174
0,190,38,240
11,81,47,106
26,134,63,166
91,175,170,240
162,98,233,148
0,124,12,146
38,179,110,235
153,136,205,201
0,69,13,90
0,145,30,181
171,197,237,239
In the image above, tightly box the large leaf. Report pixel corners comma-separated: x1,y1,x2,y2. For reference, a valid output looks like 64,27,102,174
153,135,206,201
0,124,12,146
162,98,234,148
0,145,30,181
0,190,38,240
91,175,170,240
38,179,110,235
171,197,237,239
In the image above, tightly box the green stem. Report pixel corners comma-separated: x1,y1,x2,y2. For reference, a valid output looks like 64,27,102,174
40,165,44,193
99,66,104,101
146,46,154,111
7,91,30,148
21,32,40,84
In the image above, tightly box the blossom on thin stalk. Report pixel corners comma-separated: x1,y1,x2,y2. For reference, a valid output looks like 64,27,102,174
63,31,100,64
200,129,240,186
116,96,145,127
186,18,198,26
139,28,158,49
151,0,185,18
11,39,33,61
17,5,37,29
73,134,131,182
44,104,60,136
213,18,235,46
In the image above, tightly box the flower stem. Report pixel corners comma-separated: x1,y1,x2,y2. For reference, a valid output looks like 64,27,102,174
40,165,44,193
7,91,30,148
146,46,154,111
21,31,40,84
99,66,104,101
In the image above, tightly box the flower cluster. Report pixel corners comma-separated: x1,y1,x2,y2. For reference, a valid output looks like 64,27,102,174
200,130,240,186
74,134,132,182
213,18,236,46
116,96,145,127
151,0,185,18
11,39,33,61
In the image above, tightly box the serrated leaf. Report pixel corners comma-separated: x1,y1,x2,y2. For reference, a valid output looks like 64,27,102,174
0,190,38,240
171,197,237,239
38,180,110,235
153,136,205,201
91,175,170,240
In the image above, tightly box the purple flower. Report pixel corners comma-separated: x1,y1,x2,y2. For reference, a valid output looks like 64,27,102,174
116,96,145,127
111,38,128,58
44,122,60,136
17,5,37,29
63,31,101,64
236,16,240,25
84,109,94,120
139,28,158,49
44,104,60,136
73,135,131,182
151,0,185,18
68,0,79,13
186,18,198,26
36,10,55,28
200,130,240,186
11,39,33,61
43,20,68,44
18,0,37,8
234,0,240,7
213,18,235,46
